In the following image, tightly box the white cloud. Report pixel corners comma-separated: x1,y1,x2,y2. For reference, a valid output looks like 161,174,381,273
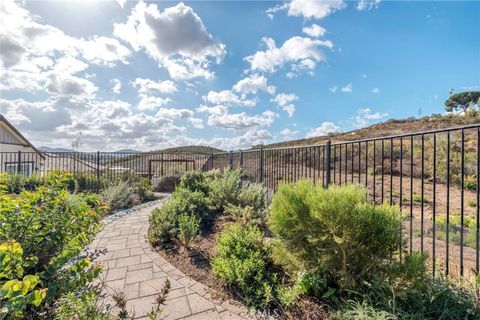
307,122,340,138
353,108,389,128
116,0,127,8
137,95,172,110
233,74,276,95
372,87,380,94
279,127,299,140
196,104,228,115
302,24,327,38
207,110,277,130
112,79,122,94
204,90,256,107
113,1,225,80
271,93,298,117
357,0,382,11
329,85,338,93
46,73,97,98
267,0,346,20
245,36,332,74
341,83,352,93
133,78,178,95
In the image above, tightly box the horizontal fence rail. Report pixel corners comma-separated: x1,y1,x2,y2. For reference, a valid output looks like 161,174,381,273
1,124,479,278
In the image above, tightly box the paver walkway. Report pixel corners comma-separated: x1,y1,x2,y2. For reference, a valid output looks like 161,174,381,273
91,200,253,320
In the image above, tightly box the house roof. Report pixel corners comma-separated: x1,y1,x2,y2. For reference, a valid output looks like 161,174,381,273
0,114,45,159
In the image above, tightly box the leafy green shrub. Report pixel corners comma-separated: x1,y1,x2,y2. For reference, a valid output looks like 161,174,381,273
101,181,135,211
224,204,266,226
137,178,155,202
152,175,181,192
178,171,210,196
53,288,110,320
211,224,277,308
467,199,477,208
0,178,102,318
208,168,243,210
178,213,201,249
149,204,178,245
269,181,402,290
236,182,267,211
149,188,207,245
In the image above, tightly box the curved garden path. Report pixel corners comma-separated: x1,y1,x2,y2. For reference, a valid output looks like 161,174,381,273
91,199,254,320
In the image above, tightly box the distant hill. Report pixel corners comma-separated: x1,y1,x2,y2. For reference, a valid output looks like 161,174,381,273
156,146,224,154
114,149,141,153
39,146,74,152
264,113,480,149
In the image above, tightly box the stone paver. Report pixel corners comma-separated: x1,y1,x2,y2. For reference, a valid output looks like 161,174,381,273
92,200,254,320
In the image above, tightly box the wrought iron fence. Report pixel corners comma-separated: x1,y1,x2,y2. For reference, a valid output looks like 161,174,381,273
208,124,480,278
1,123,479,278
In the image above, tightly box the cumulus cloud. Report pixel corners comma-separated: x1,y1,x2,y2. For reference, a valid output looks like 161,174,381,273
352,108,389,128
233,74,276,95
207,110,277,130
111,79,122,94
204,90,256,107
302,24,327,38
271,93,298,117
372,87,380,94
245,36,332,74
267,0,345,20
137,95,172,110
357,0,382,11
307,122,340,138
113,1,225,80
341,83,352,93
133,78,178,95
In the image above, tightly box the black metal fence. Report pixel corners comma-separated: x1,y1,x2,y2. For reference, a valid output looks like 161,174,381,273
208,124,480,279
1,123,479,278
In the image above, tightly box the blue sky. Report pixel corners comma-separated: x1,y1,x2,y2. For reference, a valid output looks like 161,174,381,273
0,0,479,151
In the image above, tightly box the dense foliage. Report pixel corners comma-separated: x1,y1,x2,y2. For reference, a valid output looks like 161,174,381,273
0,172,104,319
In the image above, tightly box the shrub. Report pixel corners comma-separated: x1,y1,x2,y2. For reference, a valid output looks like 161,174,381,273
152,175,181,192
178,171,210,196
236,182,267,211
149,188,207,245
0,180,102,318
224,204,266,226
208,168,243,209
178,213,201,249
149,204,178,245
136,178,155,201
101,181,135,211
268,181,402,290
211,224,277,308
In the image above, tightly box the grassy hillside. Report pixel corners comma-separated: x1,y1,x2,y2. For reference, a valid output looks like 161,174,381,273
155,145,224,154
265,113,480,149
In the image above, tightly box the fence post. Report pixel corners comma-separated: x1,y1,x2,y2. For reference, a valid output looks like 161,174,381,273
325,140,331,188
210,153,214,170
160,153,164,176
259,147,264,183
96,151,100,182
17,151,21,174
228,151,233,168
239,150,243,169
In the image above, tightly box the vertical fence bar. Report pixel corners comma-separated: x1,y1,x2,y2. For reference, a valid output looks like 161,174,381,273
399,137,403,261
477,127,480,274
421,133,425,254
381,140,385,203
373,140,376,203
432,133,437,276
410,136,414,254
358,142,361,184
460,129,464,276
446,132,450,275
365,141,368,190
259,147,264,183
17,151,21,173
390,138,393,205
96,151,100,183
325,141,331,188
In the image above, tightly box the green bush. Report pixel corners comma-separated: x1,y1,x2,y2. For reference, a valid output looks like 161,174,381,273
208,168,243,210
53,288,110,320
149,204,178,245
211,224,277,308
178,213,201,249
268,181,402,290
0,175,102,318
136,178,155,202
236,182,267,211
152,175,181,192
178,171,210,196
149,188,207,245
224,204,266,226
101,181,135,211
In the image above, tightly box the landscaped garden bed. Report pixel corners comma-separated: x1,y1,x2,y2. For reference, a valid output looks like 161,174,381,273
0,171,163,319
148,169,480,320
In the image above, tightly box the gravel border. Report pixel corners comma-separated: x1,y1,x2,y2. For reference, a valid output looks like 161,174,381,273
101,193,171,225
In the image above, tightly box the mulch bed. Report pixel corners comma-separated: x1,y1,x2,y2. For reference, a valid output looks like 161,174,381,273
149,208,331,320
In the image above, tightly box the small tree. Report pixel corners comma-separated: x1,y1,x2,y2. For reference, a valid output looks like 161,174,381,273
444,91,480,113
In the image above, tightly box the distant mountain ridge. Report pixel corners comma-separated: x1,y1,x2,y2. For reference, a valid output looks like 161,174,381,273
38,145,223,154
